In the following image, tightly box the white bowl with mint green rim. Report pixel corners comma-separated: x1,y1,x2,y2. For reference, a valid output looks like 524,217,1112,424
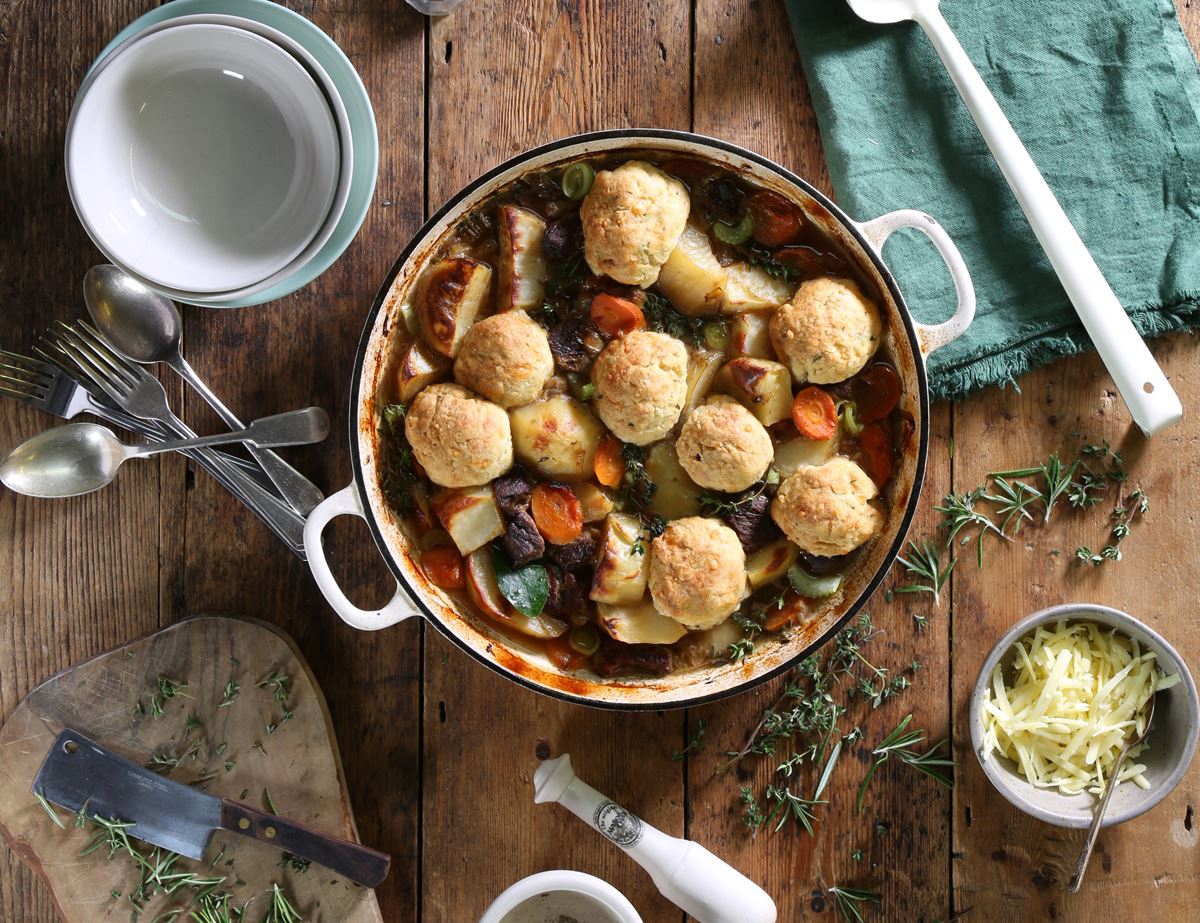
67,22,340,294
81,12,355,305
91,0,379,308
477,871,643,923
969,603,1199,829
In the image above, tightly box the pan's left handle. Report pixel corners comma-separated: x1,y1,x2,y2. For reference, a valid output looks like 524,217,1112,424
857,209,976,358
304,483,422,631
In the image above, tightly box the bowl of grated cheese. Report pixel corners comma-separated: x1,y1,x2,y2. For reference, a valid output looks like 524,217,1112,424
969,603,1198,829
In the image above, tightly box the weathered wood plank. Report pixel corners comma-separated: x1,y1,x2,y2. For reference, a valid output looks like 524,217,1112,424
421,2,692,920
689,6,953,921
0,3,178,921
950,335,1200,919
178,3,427,920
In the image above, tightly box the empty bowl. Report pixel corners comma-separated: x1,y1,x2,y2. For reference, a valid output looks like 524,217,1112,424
90,0,379,309
67,22,340,294
969,603,1199,829
85,12,354,305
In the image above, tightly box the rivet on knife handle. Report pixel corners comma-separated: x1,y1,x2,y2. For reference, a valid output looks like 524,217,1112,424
220,800,390,888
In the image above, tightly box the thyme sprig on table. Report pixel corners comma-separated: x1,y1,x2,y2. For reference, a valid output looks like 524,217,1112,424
897,440,1147,595
722,614,921,836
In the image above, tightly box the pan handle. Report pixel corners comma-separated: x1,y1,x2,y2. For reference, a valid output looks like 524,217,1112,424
303,483,423,630
856,209,976,358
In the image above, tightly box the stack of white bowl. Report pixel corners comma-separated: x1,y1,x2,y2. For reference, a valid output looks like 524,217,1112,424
66,11,368,308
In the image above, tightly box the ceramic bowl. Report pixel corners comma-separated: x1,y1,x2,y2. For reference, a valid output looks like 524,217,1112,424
93,0,379,308
88,12,354,305
67,23,340,293
477,871,643,923
969,603,1199,829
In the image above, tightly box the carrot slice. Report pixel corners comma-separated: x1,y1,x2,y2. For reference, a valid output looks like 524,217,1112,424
858,422,893,487
531,483,584,545
594,434,625,488
421,546,465,590
791,386,838,440
590,294,645,337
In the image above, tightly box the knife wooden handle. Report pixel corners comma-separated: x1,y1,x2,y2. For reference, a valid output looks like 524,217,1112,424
220,800,390,888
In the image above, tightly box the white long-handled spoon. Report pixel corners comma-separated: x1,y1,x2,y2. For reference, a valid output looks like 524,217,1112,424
846,0,1182,436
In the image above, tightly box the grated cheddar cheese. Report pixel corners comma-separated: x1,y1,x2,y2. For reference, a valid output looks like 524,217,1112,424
979,619,1179,796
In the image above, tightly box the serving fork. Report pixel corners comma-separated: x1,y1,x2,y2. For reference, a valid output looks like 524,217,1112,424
40,322,309,555
1,347,264,482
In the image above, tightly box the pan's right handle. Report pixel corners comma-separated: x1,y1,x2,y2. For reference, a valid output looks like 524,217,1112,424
304,483,422,631
857,209,976,359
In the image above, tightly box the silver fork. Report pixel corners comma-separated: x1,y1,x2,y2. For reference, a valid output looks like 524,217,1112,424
45,322,308,555
0,346,265,483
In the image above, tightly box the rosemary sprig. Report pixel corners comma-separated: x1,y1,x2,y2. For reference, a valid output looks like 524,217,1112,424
893,539,955,605
827,885,881,923
33,789,66,829
261,883,302,923
935,489,1007,566
856,714,954,813
219,680,240,708
983,476,1042,534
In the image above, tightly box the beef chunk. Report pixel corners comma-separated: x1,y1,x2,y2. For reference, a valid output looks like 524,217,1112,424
721,492,781,552
548,314,605,373
545,566,589,623
593,642,673,678
502,508,544,566
493,471,535,518
796,549,855,576
546,530,599,571
542,214,583,262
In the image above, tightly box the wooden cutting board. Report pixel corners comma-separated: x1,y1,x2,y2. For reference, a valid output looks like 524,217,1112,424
0,616,384,923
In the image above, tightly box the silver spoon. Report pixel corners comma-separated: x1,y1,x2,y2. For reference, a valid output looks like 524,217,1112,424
0,409,329,499
83,265,326,515
1068,694,1157,892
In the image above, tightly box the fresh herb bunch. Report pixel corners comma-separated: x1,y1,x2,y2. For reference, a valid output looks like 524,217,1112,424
641,291,706,345
748,249,803,283
723,613,922,835
618,443,657,513
379,402,418,514
898,440,1147,596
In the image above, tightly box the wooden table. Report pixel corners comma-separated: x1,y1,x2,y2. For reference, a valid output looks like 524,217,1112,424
2,2,1198,920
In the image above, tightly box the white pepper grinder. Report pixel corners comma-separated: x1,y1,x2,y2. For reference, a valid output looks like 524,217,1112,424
534,753,777,923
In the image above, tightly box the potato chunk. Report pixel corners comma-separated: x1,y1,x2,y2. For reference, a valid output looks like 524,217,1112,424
721,262,796,313
655,224,726,316
509,395,603,481
645,441,702,520
681,348,725,424
773,434,838,477
598,599,687,645
497,205,548,312
714,357,793,427
590,512,650,605
575,482,615,522
728,311,774,360
416,257,493,358
431,485,505,555
745,539,799,589
396,338,451,403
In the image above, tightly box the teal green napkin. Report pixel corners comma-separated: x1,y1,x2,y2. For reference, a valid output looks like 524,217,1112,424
784,0,1200,400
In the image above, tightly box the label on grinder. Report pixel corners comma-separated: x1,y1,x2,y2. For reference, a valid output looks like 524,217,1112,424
593,800,643,848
